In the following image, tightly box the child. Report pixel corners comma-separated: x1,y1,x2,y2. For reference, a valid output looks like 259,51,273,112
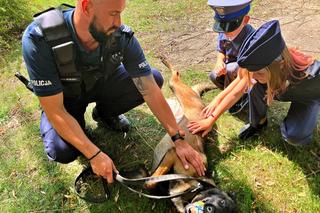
208,0,254,114
188,20,319,147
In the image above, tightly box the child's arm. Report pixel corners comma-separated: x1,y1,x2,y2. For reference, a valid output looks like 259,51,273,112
214,52,226,77
210,74,247,119
201,73,242,118
188,77,247,136
188,69,248,136
207,68,248,117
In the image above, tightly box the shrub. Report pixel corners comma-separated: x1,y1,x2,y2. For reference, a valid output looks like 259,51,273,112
0,0,33,52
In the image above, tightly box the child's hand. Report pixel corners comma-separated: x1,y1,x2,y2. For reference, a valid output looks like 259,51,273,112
201,99,220,118
188,118,214,137
214,62,226,77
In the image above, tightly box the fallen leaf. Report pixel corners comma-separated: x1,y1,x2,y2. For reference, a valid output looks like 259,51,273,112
298,192,306,197
64,194,73,199
266,181,275,186
152,202,156,210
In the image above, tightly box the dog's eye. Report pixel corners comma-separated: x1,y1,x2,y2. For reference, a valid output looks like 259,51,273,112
205,205,214,213
219,199,226,207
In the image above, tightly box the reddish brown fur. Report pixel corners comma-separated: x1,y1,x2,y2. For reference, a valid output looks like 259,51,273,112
146,57,212,189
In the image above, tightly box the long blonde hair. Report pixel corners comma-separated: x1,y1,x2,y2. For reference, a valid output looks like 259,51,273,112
247,46,315,105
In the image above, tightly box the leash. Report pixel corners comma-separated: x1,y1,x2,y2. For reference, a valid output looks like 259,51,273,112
115,173,215,199
75,167,216,202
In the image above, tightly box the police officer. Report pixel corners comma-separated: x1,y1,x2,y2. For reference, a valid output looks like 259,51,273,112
208,0,254,114
22,0,206,183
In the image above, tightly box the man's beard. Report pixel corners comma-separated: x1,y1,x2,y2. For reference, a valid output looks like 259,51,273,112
89,17,117,44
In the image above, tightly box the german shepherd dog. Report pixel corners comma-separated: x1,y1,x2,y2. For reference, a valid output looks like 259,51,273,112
147,57,237,213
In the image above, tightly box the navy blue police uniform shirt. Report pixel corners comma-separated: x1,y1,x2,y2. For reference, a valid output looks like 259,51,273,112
216,24,255,64
22,9,152,97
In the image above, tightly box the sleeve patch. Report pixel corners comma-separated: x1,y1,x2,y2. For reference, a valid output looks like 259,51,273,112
138,60,149,69
31,79,53,87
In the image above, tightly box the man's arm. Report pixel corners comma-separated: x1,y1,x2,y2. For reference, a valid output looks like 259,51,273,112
132,74,206,176
39,92,117,182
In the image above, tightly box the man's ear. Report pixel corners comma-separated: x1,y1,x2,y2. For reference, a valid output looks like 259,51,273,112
81,0,92,16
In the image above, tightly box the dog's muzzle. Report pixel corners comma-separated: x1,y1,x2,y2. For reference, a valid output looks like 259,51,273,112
184,200,216,213
184,188,237,213
184,200,204,213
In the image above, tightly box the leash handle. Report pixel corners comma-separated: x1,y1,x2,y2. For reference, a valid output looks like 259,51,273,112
74,167,110,203
102,179,110,200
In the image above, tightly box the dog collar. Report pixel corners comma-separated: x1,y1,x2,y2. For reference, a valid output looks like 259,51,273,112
185,200,205,213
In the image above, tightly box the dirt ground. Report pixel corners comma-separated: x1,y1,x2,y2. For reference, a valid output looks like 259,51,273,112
147,0,320,71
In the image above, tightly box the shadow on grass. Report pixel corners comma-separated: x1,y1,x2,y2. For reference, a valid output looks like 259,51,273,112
243,119,320,199
216,166,277,213
260,126,320,198
204,134,277,212
214,104,320,205
203,102,320,212
84,107,248,212
82,108,171,213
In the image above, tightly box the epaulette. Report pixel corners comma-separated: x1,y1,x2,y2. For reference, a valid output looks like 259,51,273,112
120,24,134,37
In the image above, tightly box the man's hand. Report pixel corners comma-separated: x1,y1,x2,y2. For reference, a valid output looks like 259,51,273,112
90,152,118,183
175,140,206,176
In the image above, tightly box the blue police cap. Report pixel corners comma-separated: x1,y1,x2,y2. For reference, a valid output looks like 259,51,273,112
208,0,252,32
237,20,286,71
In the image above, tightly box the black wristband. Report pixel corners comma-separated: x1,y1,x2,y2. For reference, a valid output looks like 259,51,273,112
88,150,101,161
171,131,184,142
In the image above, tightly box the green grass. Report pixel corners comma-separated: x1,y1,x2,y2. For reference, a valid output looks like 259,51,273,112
0,0,320,212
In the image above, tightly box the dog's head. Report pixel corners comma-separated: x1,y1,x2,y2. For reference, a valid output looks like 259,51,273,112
184,188,237,213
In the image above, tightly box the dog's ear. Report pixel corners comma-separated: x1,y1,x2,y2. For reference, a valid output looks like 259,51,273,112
227,191,237,202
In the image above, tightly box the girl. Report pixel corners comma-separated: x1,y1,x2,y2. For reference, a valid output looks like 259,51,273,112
188,20,319,146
